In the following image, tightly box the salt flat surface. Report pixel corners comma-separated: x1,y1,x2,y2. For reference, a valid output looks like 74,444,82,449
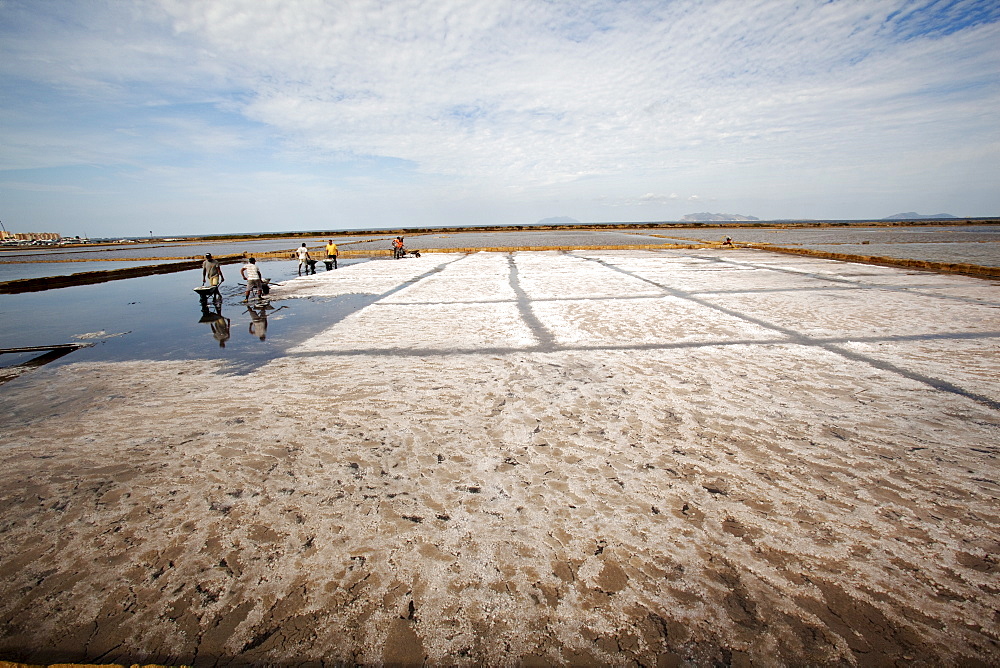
380,252,519,304
0,249,998,666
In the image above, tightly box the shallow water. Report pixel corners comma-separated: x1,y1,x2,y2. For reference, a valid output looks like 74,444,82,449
638,224,1000,243
0,259,185,282
398,228,696,249
0,258,373,373
0,235,382,277
801,242,999,266
646,224,1000,266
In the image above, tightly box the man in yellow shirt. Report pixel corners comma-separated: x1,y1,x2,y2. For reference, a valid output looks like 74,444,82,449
325,239,339,270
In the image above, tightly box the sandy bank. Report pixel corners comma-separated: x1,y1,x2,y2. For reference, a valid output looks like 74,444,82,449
1,249,998,666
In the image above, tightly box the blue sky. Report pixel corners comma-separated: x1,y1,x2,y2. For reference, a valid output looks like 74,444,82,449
1,0,998,237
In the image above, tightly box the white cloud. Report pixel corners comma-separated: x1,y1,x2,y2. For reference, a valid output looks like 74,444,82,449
0,0,998,234
148,0,1000,183
0,181,93,194
639,193,679,203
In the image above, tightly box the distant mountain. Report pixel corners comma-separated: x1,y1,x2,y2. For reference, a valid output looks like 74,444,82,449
536,216,580,225
681,212,759,222
882,212,957,220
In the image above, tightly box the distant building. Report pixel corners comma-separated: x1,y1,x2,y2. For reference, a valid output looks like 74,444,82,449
4,231,62,241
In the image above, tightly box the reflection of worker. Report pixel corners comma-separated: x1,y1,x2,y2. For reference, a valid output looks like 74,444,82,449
249,306,268,341
198,303,230,348
210,315,231,347
202,253,224,286
325,240,338,269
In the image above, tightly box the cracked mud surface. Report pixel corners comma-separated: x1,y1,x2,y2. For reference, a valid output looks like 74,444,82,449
1,250,998,666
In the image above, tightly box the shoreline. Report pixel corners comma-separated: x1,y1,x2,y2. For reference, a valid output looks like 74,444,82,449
181,216,1000,241
3,218,998,250
2,238,999,294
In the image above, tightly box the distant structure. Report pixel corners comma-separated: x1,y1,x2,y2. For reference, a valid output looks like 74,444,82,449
0,231,61,242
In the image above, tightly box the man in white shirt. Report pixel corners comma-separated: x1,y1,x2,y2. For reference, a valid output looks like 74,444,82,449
295,243,312,275
241,256,262,302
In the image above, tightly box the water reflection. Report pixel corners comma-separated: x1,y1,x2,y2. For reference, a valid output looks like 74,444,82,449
248,305,268,341
199,303,231,348
197,294,289,349
0,257,374,375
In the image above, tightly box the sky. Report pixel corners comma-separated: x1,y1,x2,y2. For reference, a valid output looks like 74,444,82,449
1,0,998,238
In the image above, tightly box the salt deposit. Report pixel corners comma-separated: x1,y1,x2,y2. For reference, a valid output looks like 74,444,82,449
0,249,997,666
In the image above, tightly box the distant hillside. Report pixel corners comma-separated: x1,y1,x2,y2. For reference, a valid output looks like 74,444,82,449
681,212,759,222
536,216,580,225
883,212,957,220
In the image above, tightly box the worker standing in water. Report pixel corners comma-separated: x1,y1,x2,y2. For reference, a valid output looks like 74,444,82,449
295,243,311,275
202,253,224,287
325,239,339,269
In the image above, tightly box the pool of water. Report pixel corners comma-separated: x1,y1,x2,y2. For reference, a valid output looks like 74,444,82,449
0,235,387,275
399,229,694,249
800,242,999,266
0,258,375,375
635,225,1000,266
635,224,997,242
0,259,187,282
